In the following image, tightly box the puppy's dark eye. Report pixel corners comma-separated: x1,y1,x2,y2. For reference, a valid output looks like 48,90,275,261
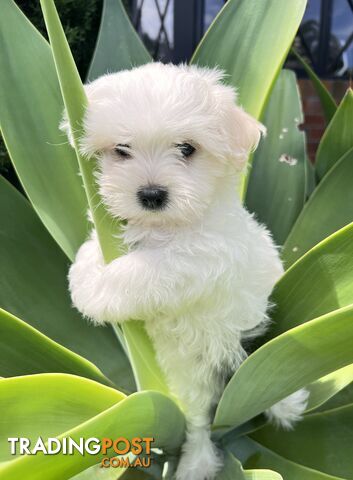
176,142,196,158
114,144,132,159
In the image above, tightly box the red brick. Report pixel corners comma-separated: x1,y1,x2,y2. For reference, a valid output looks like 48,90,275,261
297,79,348,161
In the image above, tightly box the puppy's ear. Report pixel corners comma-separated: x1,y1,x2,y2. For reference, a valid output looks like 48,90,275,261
193,68,266,171
226,104,266,171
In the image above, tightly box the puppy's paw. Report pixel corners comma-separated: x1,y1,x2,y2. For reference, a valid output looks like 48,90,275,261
265,388,309,430
68,233,107,323
176,427,222,480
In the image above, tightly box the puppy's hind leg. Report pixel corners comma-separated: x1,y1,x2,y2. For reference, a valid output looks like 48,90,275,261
176,422,222,480
175,381,224,480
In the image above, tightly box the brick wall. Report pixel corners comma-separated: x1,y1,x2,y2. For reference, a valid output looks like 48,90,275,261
298,79,349,161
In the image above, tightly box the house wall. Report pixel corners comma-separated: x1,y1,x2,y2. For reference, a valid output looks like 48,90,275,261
298,79,349,161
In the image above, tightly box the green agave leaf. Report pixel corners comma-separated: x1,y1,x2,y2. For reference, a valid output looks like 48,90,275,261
39,0,122,261
225,436,343,480
314,382,353,414
0,374,125,463
270,221,353,338
70,465,126,480
87,0,151,81
282,147,353,267
39,0,168,394
117,455,163,480
48,452,162,480
218,451,246,480
123,325,169,395
251,403,353,479
0,376,185,480
219,451,282,480
245,69,306,245
0,308,112,386
192,0,307,119
116,472,154,480
0,175,134,391
291,49,337,123
214,305,353,429
0,0,88,260
267,223,353,412
244,470,283,480
306,365,353,413
316,89,353,181
212,415,267,444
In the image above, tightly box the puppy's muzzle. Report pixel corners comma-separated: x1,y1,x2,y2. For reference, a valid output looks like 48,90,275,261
137,185,168,211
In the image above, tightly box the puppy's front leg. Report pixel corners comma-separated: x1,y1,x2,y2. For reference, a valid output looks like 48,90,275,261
69,230,191,324
68,231,114,323
69,231,148,323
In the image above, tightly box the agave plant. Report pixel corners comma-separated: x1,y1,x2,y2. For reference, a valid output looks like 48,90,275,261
0,0,353,478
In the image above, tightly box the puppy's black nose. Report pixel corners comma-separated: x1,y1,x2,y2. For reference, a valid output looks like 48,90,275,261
137,185,168,211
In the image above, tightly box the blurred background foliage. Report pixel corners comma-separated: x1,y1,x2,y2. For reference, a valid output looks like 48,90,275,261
0,0,132,184
16,0,104,77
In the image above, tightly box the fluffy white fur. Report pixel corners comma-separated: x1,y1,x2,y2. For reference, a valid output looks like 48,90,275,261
63,63,308,480
265,388,310,430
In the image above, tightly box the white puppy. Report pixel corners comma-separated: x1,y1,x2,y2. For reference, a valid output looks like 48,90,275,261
63,63,308,480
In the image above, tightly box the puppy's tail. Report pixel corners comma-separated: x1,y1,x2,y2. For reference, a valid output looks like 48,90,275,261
265,388,309,430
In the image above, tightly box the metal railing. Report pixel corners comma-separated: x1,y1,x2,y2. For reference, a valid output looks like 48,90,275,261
131,0,227,63
298,0,353,77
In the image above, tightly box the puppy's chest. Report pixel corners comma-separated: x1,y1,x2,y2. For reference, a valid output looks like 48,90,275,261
145,299,241,359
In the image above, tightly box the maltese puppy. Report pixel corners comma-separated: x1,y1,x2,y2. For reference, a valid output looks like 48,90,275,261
63,63,309,480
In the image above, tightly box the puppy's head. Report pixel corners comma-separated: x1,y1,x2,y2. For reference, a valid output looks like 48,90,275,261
61,63,265,227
